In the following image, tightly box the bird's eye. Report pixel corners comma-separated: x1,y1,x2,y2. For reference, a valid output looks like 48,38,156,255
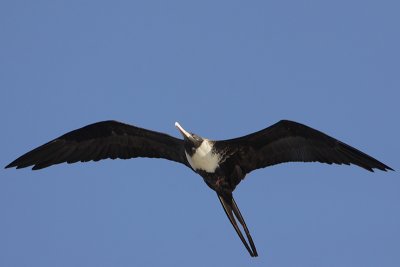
192,147,196,151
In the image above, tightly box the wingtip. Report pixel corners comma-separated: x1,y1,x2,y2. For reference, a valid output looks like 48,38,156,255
5,162,14,169
386,166,395,172
375,165,394,172
5,161,31,170
375,163,394,172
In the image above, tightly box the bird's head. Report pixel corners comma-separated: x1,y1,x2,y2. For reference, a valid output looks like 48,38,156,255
175,122,204,155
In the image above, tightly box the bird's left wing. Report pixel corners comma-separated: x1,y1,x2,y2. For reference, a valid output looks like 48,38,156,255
217,120,393,175
6,120,189,170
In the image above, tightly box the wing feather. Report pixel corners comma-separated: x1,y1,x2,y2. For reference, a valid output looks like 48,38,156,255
219,120,393,174
6,120,189,170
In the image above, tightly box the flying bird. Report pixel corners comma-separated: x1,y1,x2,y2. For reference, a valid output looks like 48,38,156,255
5,120,393,257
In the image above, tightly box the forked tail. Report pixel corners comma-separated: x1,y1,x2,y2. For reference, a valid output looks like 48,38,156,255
217,193,258,257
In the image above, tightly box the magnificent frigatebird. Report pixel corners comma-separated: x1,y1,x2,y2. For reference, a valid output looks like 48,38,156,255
5,120,393,257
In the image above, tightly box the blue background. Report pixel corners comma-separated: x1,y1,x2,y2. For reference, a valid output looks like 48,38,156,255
1,1,399,266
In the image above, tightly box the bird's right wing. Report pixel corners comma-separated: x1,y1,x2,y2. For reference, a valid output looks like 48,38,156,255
6,120,190,170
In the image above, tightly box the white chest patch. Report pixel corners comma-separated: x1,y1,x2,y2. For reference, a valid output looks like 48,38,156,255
185,140,220,173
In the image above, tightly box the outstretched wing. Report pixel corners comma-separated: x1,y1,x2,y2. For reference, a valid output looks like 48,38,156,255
6,120,189,170
218,120,393,174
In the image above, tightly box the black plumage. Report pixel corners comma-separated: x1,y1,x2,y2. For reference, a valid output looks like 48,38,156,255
213,120,392,190
5,119,393,257
6,121,189,170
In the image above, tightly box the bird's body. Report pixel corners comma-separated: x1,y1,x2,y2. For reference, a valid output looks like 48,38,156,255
6,120,393,257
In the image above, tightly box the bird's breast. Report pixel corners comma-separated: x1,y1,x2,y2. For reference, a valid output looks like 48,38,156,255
185,141,220,173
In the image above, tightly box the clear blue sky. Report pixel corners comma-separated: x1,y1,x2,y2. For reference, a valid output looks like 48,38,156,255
1,1,399,266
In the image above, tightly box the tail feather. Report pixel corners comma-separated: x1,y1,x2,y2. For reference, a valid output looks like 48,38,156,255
217,194,258,257
231,198,258,256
